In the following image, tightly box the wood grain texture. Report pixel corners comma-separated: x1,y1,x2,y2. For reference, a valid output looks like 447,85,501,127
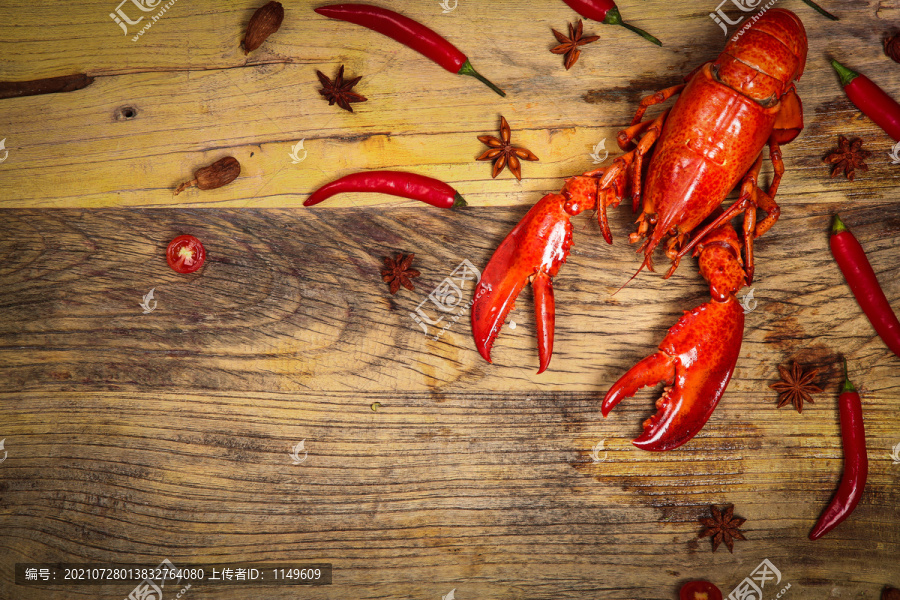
0,206,898,395
1,206,899,599
1,0,899,207
2,0,900,598
1,388,899,600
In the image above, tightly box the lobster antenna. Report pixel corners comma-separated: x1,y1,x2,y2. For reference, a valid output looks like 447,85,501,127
611,253,651,297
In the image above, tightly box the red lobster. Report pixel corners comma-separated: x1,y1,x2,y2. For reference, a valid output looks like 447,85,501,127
470,8,808,451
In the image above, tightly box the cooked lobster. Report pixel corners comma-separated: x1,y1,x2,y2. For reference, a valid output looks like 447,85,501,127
470,8,808,451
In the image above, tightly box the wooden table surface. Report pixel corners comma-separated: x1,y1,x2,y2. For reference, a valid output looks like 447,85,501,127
1,0,899,598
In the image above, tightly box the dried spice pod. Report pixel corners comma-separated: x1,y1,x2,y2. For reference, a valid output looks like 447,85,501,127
381,253,420,295
824,135,870,181
242,1,284,54
770,362,823,413
174,156,241,195
316,65,367,112
476,116,539,180
551,20,600,70
885,33,900,63
0,73,94,100
698,504,747,553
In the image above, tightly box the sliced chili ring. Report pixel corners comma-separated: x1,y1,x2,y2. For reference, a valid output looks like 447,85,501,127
680,580,723,600
166,235,206,274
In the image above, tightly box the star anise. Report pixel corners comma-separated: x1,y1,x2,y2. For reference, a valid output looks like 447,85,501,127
316,65,367,112
698,504,747,553
477,116,539,180
770,362,823,413
883,587,900,600
551,19,600,70
824,135,871,181
381,253,420,295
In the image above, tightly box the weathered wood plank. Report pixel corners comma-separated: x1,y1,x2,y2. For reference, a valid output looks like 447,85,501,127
1,389,898,600
1,205,898,397
3,0,900,597
1,1,899,207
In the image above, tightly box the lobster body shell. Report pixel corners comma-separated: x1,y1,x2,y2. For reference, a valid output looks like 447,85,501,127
637,8,807,264
643,65,780,241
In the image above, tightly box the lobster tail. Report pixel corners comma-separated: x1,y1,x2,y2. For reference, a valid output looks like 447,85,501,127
715,8,808,101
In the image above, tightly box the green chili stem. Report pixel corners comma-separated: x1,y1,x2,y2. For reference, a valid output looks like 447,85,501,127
603,7,662,46
458,59,506,97
831,213,848,235
452,192,467,208
830,59,859,88
621,22,662,46
841,357,857,393
800,0,839,21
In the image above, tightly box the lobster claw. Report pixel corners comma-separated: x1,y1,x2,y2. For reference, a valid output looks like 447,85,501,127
471,193,573,374
602,297,745,451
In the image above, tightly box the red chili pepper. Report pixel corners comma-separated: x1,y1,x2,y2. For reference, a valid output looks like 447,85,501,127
166,235,206,274
560,0,661,46
304,171,467,209
680,580,723,600
314,3,505,97
831,59,900,142
830,215,900,358
809,359,867,540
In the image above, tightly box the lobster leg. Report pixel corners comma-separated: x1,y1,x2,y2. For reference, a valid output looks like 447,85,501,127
626,111,667,213
565,109,666,247
738,154,765,284
604,220,747,451
616,118,660,152
752,84,803,235
742,189,758,286
571,108,668,246
627,84,686,132
752,136,784,239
